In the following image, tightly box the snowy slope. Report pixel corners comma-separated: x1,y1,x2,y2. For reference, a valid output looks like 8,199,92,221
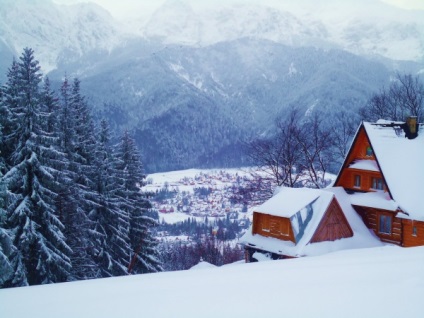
0,245,423,318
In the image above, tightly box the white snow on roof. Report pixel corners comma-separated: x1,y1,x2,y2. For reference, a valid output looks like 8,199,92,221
241,187,383,257
253,187,322,218
348,159,379,172
363,122,424,221
350,191,398,211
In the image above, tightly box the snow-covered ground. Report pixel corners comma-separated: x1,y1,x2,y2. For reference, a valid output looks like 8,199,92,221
1,245,423,318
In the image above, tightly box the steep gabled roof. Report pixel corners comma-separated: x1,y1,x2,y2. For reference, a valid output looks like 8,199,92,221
362,121,424,220
241,187,382,257
334,120,424,221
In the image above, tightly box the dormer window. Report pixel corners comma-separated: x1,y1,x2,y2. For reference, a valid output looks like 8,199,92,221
371,177,384,190
366,146,373,157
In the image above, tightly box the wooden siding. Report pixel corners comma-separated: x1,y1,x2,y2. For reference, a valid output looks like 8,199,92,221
346,127,376,161
402,219,424,247
353,205,401,245
252,212,295,243
335,126,380,190
336,169,386,192
310,198,353,243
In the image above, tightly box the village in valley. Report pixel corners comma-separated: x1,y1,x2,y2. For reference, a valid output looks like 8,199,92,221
143,169,262,238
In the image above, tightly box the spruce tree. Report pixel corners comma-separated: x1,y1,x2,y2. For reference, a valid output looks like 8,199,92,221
57,76,99,280
0,125,15,287
115,131,162,274
0,59,20,168
91,120,130,277
2,48,72,285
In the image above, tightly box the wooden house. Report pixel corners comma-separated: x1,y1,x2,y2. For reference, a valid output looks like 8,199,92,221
241,118,423,262
241,187,366,262
334,118,424,247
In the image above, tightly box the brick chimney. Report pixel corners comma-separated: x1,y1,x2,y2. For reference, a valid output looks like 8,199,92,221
405,116,418,139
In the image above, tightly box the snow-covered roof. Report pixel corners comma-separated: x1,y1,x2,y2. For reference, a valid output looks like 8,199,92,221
348,159,379,172
253,187,324,218
241,187,383,257
350,191,398,211
363,121,424,221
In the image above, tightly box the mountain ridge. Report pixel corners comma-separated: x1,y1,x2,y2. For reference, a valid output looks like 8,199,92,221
1,0,423,172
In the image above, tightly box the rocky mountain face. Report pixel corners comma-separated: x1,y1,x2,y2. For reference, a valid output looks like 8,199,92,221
1,0,423,172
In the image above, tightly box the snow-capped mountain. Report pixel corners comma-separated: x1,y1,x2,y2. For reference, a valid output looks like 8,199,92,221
0,0,128,72
143,2,329,48
139,0,424,62
1,0,422,74
1,0,423,172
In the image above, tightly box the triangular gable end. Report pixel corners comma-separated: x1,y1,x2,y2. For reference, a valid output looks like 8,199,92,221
310,197,353,243
333,123,393,199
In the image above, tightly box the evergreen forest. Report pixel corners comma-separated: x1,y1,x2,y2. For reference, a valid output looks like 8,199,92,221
0,48,162,287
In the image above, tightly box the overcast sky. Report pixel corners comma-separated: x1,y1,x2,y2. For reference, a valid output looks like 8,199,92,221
52,0,424,19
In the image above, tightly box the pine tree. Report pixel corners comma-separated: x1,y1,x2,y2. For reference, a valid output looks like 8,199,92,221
115,131,162,274
42,77,60,135
2,48,72,286
91,120,130,277
57,76,99,280
0,59,20,168
0,124,16,287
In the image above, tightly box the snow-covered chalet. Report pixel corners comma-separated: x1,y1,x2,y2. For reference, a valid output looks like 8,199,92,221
241,117,423,262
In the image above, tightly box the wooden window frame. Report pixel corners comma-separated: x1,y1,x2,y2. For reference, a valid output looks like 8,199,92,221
378,214,392,235
412,226,417,237
371,177,384,190
354,174,361,188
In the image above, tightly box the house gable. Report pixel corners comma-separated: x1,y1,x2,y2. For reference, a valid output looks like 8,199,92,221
334,124,390,195
252,212,295,243
334,120,424,246
310,198,353,243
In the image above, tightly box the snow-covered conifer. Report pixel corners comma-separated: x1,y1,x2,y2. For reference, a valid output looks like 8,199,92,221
56,76,100,280
90,120,130,277
115,131,162,274
2,48,72,285
0,59,20,168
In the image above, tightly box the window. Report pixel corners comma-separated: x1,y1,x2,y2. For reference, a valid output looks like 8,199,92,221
412,226,417,237
371,177,384,190
366,146,373,157
379,214,392,234
354,175,361,188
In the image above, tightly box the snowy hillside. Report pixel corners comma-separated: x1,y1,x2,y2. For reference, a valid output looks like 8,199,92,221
1,245,423,318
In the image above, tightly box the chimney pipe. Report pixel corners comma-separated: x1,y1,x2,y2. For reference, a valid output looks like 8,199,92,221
406,116,418,139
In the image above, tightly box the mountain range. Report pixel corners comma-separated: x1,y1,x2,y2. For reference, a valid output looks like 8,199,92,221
1,0,423,172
